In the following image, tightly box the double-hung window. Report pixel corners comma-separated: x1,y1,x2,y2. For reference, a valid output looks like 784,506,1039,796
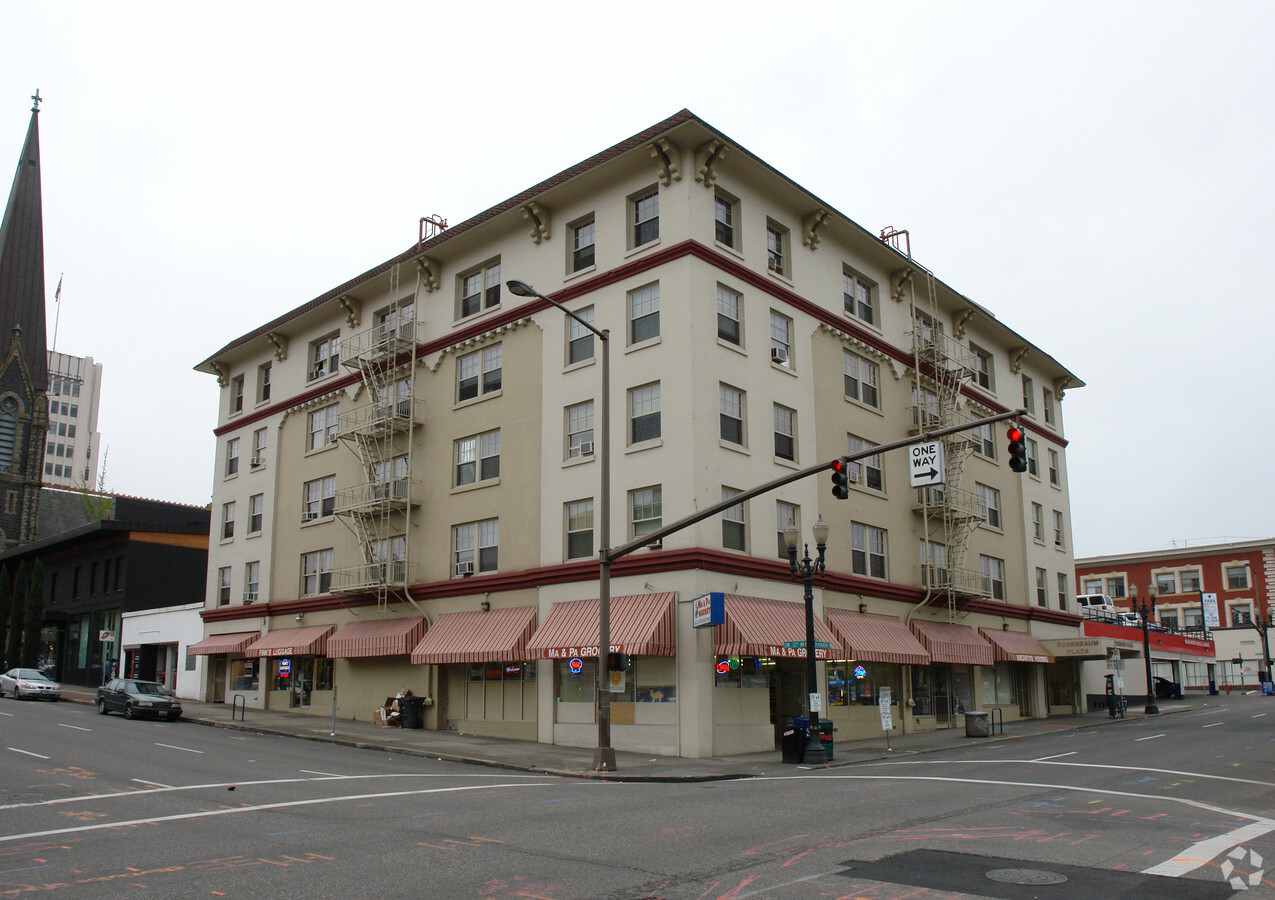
567,306,595,364
454,519,499,574
226,438,240,476
566,500,594,560
719,385,745,445
976,483,1001,529
769,312,792,366
245,561,259,603
847,434,883,491
457,345,502,401
629,383,661,444
773,405,795,461
455,430,500,486
777,501,799,559
307,405,339,450
257,363,271,403
252,427,267,467
843,268,875,325
631,188,659,247
1226,565,1250,590
1031,502,1044,541
1048,449,1060,486
230,376,244,414
630,487,662,540
566,400,595,458
571,218,596,272
852,522,887,579
309,333,340,380
1052,510,1065,548
971,344,994,391
1026,438,1039,476
714,192,737,248
374,455,409,501
629,283,660,343
221,502,235,540
301,549,333,596
1057,574,1069,610
716,285,742,345
844,351,879,407
303,475,336,520
920,540,948,587
458,259,501,318
1179,569,1201,592
766,220,789,276
980,555,1006,600
218,567,232,605
721,487,746,551
1036,568,1049,606
1022,375,1035,416
248,493,263,534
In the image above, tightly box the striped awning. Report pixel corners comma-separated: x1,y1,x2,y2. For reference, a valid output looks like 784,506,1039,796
526,593,676,659
244,624,336,659
979,628,1055,664
715,595,842,660
188,631,260,656
411,606,538,665
327,616,428,659
826,609,930,666
909,619,996,666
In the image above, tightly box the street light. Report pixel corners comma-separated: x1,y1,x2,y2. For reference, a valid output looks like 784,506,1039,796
1251,611,1273,686
784,516,829,758
1130,583,1159,715
507,278,616,771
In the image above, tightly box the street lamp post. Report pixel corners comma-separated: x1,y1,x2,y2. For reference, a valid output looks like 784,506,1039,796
1252,612,1273,687
1131,584,1159,715
507,279,616,771
784,517,829,757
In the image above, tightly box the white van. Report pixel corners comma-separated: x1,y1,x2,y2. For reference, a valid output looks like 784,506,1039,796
1075,594,1117,618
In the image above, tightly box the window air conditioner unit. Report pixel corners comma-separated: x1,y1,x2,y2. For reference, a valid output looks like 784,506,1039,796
455,561,475,576
250,456,263,468
302,512,318,522
770,347,789,365
767,257,779,271
578,440,594,456
242,592,257,604
309,368,325,380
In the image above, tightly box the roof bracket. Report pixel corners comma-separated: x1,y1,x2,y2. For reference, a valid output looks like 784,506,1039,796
694,139,728,187
649,137,682,185
335,295,361,329
520,202,551,244
265,331,288,361
415,257,441,293
802,209,830,249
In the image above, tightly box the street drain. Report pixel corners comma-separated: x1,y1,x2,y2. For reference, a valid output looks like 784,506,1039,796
985,867,1069,886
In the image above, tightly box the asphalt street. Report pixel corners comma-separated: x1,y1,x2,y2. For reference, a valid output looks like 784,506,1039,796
1,693,1272,898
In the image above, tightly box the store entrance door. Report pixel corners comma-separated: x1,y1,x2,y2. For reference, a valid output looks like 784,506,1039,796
933,664,952,728
770,660,808,745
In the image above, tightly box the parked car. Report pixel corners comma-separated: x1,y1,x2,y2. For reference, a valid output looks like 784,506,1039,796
96,678,183,720
0,668,61,701
1117,612,1143,628
1153,677,1178,699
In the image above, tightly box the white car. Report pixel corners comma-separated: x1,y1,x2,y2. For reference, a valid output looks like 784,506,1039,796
0,668,62,701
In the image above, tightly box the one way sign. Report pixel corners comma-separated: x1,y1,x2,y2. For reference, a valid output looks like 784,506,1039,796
909,441,945,487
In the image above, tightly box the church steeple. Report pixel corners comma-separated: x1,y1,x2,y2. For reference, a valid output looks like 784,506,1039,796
0,91,50,391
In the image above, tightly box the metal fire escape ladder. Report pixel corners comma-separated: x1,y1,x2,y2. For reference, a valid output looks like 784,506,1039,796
907,269,986,622
332,263,423,612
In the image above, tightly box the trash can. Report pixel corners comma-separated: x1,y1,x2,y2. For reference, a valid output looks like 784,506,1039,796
1208,678,1218,696
814,718,834,762
397,695,425,729
782,716,809,764
964,710,991,738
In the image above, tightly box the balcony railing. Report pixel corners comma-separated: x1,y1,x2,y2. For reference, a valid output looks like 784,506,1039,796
334,478,418,516
342,320,418,367
337,398,423,440
330,560,413,595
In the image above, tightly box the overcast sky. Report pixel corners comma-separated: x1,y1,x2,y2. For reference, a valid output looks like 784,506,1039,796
3,2,1271,559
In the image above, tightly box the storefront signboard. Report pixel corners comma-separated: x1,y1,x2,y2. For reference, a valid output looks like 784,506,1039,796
692,592,725,628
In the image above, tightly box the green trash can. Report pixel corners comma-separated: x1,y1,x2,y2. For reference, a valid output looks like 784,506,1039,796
816,718,834,762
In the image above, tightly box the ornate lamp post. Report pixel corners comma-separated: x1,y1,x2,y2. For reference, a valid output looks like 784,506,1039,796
1131,583,1159,715
784,516,829,755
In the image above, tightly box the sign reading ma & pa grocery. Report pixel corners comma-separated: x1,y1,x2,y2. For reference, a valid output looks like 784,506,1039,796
544,646,623,659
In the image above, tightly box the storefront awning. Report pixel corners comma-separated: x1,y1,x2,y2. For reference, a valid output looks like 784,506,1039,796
327,616,428,659
827,609,930,666
410,606,537,665
526,593,676,659
978,628,1055,664
188,631,261,656
715,595,842,660
909,619,995,666
244,624,336,659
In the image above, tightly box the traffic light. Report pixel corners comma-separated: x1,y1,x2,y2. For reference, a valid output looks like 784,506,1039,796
607,652,629,672
830,458,850,499
1006,425,1027,474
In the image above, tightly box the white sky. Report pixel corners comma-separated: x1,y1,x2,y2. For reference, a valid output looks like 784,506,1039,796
3,1,1271,558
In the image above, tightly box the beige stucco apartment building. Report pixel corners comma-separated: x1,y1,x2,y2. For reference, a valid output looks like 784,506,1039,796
192,109,1086,758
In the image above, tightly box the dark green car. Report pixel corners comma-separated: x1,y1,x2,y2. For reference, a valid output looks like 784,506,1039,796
96,678,183,720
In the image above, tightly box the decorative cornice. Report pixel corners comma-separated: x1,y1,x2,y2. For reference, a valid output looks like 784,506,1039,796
693,139,728,187
520,202,551,244
427,317,534,372
817,322,903,380
335,295,361,329
649,137,682,185
265,332,288,361
801,209,830,250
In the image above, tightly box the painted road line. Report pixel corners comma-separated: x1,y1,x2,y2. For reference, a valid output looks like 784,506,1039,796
133,778,174,789
0,711,14,717
1134,733,1164,742
1143,821,1275,878
299,769,343,777
869,758,1275,789
1203,722,1224,728
154,742,203,754
0,782,550,844
58,723,91,732
1253,713,1267,719
1032,752,1077,762
7,748,50,759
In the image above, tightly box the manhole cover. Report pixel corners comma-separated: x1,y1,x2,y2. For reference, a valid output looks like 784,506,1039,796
986,868,1069,885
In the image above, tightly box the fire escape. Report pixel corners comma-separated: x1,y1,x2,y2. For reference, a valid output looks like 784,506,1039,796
904,268,989,618
330,265,422,610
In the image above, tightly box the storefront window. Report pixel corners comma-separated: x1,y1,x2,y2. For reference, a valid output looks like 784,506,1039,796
469,661,536,682
979,664,1017,706
314,658,334,691
828,662,902,707
230,658,258,691
1046,663,1074,707
951,665,973,714
714,656,770,689
911,667,933,716
557,658,596,702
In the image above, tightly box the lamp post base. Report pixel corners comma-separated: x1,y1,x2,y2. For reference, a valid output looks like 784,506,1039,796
1144,701,1160,715
593,747,617,771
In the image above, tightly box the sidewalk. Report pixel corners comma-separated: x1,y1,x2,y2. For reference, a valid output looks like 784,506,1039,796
56,686,1193,782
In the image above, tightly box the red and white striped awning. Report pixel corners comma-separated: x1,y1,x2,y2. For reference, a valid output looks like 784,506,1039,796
410,606,538,665
188,631,261,656
978,628,1055,664
826,609,930,666
526,593,676,659
244,624,336,659
327,616,428,659
909,619,995,666
715,595,843,660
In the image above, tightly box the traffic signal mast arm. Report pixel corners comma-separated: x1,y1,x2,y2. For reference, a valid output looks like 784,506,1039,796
606,408,1029,563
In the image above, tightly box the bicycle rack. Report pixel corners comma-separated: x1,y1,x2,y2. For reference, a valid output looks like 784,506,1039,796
989,707,1004,735
231,694,247,722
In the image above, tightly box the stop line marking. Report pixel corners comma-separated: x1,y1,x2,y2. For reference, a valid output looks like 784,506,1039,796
7,748,49,759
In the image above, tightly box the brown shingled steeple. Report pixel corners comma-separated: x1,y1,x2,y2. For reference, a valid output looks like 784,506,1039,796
0,92,49,391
